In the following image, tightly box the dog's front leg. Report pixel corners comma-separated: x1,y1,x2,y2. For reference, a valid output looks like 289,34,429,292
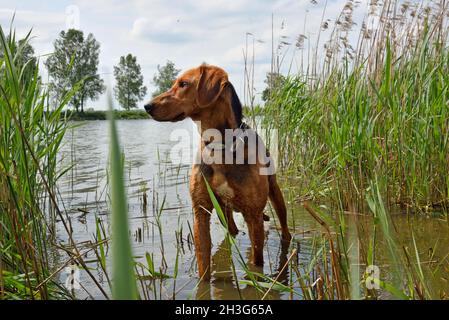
193,205,212,280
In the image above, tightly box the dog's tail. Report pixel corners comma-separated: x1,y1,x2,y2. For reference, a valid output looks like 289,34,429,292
268,174,292,242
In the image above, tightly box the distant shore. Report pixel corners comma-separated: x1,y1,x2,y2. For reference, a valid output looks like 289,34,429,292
62,110,150,120
62,106,263,121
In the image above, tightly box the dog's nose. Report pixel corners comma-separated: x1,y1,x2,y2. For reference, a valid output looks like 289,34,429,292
144,103,154,113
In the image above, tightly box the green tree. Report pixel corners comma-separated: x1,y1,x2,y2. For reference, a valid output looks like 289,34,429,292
152,60,180,97
15,39,36,68
262,72,286,102
0,36,37,86
45,29,105,113
113,54,147,110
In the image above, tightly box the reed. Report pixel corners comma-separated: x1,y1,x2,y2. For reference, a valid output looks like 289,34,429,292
107,92,138,300
0,23,109,301
264,0,449,214
0,25,74,299
261,0,449,299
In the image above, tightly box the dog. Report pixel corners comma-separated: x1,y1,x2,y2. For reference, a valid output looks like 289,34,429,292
145,64,291,280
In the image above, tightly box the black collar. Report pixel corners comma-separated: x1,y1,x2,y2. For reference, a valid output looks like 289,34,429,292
203,122,250,152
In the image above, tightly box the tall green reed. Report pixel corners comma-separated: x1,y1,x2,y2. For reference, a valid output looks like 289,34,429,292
0,25,73,299
0,22,109,300
260,0,449,300
264,0,449,213
107,92,138,300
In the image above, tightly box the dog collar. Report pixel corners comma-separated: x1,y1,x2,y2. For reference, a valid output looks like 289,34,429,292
204,141,226,150
203,122,250,152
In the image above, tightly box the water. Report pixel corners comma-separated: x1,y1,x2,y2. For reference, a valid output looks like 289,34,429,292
56,119,449,300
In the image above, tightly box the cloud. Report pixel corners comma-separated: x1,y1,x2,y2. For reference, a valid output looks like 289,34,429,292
0,7,66,54
131,17,194,43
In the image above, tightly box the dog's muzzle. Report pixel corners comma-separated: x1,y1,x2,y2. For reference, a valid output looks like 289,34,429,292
144,103,155,114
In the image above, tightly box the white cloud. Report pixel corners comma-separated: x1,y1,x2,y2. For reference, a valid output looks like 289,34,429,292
131,17,199,43
0,8,65,47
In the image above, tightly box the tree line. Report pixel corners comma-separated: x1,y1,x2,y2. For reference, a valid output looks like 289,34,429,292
5,28,282,113
5,29,180,112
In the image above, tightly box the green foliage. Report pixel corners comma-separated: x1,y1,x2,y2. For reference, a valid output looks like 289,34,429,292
261,72,286,102
243,105,263,117
152,60,180,97
0,35,37,86
0,25,74,299
45,29,105,113
113,109,148,120
62,109,149,120
113,54,147,110
264,20,449,213
260,2,449,300
107,93,138,300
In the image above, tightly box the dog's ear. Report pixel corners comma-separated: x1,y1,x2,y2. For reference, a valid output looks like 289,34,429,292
196,65,228,108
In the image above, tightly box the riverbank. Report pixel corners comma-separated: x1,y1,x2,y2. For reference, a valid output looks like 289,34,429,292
63,107,263,121
63,109,149,120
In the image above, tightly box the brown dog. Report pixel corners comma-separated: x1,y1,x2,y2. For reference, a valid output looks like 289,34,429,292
145,64,291,280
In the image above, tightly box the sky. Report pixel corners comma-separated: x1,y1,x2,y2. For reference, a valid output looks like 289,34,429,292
0,0,365,110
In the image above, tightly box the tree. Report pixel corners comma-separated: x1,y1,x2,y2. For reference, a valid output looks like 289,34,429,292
113,54,147,110
15,39,36,68
262,72,286,102
152,60,180,97
45,29,105,113
1,37,38,85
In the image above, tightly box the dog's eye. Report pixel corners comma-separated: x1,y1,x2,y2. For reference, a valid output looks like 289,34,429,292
179,81,189,88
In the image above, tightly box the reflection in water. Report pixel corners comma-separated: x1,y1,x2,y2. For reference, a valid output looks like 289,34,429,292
56,120,449,300
196,239,291,300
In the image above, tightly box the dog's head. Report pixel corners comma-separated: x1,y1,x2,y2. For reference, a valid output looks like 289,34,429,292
144,64,229,122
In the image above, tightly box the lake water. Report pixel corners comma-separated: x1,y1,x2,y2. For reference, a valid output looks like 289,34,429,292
56,119,449,300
